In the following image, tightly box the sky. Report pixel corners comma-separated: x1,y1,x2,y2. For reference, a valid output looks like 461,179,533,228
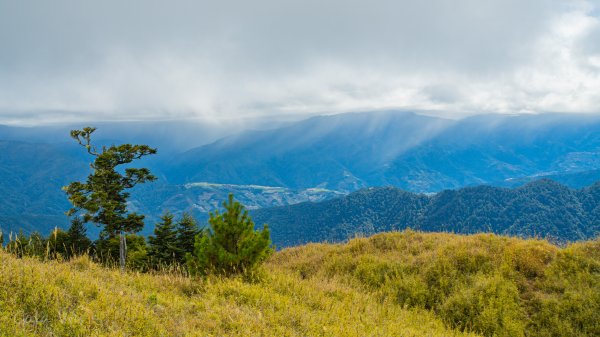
0,0,599,125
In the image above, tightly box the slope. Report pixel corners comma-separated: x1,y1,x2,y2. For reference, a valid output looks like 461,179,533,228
0,140,88,234
0,235,476,337
167,112,600,192
2,231,599,336
252,180,600,247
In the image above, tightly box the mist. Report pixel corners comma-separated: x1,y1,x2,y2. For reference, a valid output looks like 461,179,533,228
1,0,599,125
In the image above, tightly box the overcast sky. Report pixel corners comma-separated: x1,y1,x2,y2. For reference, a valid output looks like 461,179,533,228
0,0,599,125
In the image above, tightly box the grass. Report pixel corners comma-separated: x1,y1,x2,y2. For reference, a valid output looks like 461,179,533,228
1,230,599,336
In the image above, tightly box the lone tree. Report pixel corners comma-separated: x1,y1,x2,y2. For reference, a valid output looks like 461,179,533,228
63,127,157,271
187,194,272,276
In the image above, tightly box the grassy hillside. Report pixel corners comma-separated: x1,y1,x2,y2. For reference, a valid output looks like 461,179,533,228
1,231,599,336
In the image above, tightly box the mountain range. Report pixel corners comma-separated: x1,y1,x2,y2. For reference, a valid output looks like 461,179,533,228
165,111,600,191
1,111,600,239
252,179,600,247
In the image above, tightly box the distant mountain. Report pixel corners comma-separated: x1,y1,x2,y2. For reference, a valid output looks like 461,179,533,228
0,120,230,153
0,139,344,237
252,179,600,247
0,140,88,235
494,169,600,189
129,182,346,233
166,111,600,192
164,111,453,190
2,111,600,238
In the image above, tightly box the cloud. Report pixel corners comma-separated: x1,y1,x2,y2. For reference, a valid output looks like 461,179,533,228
0,0,598,124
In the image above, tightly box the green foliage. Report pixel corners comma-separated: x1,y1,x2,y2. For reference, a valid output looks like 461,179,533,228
22,231,46,258
95,233,149,271
147,212,205,269
3,212,203,272
63,126,157,237
65,217,92,257
5,230,30,258
175,212,202,263
148,213,180,268
188,194,273,276
46,228,70,259
4,219,92,261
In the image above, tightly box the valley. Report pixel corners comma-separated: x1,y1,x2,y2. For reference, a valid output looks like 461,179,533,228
1,111,600,244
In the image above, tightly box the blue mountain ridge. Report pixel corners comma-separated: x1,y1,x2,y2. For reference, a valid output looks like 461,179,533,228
1,111,599,240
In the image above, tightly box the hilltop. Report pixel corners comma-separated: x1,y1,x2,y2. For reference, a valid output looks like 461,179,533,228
1,231,599,336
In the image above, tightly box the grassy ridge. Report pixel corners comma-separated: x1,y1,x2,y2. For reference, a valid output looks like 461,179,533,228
273,231,600,336
1,231,599,336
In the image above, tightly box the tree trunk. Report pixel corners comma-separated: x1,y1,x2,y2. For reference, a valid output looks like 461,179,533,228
119,231,127,272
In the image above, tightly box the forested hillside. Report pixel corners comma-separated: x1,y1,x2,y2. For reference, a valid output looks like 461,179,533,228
253,179,600,247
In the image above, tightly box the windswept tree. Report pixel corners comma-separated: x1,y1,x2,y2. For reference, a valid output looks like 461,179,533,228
63,127,157,271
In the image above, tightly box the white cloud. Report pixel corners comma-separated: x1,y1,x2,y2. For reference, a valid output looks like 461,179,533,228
0,0,598,124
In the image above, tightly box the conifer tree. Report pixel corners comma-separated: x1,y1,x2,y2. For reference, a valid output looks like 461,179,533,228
175,212,202,264
187,194,272,276
67,217,92,257
148,213,180,268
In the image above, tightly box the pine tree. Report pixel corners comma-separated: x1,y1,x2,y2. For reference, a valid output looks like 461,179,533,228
175,212,202,264
67,217,92,257
187,194,273,276
148,213,180,268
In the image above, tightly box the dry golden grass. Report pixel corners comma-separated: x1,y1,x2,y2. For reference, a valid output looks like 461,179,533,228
2,230,599,336
0,235,474,337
